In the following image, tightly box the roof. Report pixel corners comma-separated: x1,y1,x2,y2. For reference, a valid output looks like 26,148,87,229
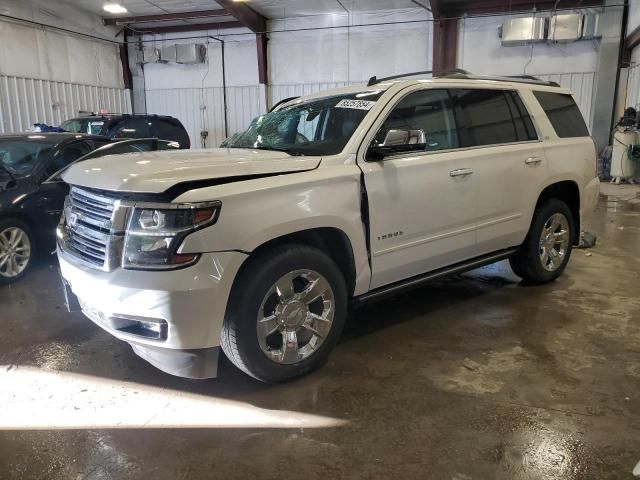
65,114,177,120
284,74,572,106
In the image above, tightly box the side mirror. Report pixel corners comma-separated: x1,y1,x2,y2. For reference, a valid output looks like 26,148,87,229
0,169,15,191
367,129,427,161
381,129,426,146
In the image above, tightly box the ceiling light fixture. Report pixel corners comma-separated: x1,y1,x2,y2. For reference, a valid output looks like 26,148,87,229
103,3,128,14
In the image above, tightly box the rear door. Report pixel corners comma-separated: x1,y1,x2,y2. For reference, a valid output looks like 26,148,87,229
359,87,479,289
449,88,548,254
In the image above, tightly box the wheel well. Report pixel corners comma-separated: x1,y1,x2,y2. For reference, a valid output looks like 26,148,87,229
0,213,36,236
536,181,580,244
245,228,357,296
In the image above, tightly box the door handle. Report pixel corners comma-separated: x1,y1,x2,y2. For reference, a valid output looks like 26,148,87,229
449,168,474,177
525,157,542,165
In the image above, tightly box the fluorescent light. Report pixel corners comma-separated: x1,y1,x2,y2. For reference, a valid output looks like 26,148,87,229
103,3,128,14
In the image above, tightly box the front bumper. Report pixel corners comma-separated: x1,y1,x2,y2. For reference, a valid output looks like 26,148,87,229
58,249,248,378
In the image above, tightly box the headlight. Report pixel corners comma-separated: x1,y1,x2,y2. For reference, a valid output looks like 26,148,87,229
123,201,221,270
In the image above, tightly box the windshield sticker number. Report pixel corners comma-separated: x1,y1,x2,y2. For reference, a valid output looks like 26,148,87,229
335,99,376,110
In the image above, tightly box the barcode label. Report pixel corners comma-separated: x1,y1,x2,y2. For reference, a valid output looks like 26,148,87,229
335,99,376,110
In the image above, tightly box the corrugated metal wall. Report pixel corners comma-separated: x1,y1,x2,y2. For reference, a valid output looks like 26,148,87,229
144,73,597,149
626,65,640,110
268,82,356,107
0,75,131,134
536,72,596,129
146,86,265,149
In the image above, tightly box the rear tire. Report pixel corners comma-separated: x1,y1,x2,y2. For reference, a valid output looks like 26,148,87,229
0,218,35,285
221,244,348,383
509,199,574,284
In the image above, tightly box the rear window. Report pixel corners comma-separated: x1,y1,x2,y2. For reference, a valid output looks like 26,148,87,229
60,118,106,135
533,91,589,138
451,89,537,147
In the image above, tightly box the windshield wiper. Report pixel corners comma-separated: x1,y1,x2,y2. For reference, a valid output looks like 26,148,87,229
245,145,305,156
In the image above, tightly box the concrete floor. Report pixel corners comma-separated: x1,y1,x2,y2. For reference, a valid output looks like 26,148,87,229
1,185,639,480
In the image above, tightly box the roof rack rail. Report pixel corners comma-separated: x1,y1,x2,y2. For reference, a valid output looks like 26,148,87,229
367,69,470,86
366,70,561,88
503,75,561,87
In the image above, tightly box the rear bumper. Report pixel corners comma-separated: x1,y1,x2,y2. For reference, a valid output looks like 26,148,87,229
582,176,600,216
58,249,248,378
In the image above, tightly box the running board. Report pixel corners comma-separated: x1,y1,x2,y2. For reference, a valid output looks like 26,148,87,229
353,248,519,305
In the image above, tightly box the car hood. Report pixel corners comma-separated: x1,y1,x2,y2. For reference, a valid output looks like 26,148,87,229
62,148,321,194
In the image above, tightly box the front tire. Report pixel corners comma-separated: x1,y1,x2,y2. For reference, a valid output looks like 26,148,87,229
221,244,348,383
509,199,574,284
0,219,34,285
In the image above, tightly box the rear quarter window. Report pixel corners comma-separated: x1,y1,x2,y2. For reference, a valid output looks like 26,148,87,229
533,91,589,138
152,119,189,148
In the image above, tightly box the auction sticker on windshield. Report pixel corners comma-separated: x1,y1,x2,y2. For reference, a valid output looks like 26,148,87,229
335,99,376,110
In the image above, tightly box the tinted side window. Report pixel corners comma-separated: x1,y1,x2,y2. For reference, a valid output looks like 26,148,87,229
152,119,189,148
374,89,459,153
452,89,533,147
45,141,92,177
153,120,180,141
113,118,152,139
533,91,589,138
505,91,538,141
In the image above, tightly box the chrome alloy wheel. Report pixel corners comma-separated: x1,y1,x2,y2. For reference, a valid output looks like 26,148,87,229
0,227,31,278
257,269,335,364
538,213,570,272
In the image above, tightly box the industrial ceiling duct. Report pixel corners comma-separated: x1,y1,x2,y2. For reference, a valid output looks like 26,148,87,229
142,47,160,63
161,44,177,63
582,13,601,39
549,14,583,42
501,17,546,46
176,44,207,64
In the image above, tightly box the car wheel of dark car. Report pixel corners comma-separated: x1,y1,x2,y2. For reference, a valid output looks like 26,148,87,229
0,218,34,285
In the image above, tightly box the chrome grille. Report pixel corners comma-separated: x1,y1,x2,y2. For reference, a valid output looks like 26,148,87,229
69,189,114,227
59,187,125,270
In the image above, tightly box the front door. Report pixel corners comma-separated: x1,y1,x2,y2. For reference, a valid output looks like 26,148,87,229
359,88,479,290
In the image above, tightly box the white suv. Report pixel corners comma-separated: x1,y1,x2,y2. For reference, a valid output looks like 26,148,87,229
57,72,600,383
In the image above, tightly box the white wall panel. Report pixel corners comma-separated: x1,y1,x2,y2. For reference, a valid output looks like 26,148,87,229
268,82,356,107
458,15,599,76
145,86,265,149
628,1,640,35
0,1,123,88
626,64,640,110
268,8,432,85
0,75,131,133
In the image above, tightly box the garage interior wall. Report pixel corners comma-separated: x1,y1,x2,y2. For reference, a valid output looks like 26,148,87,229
625,1,640,110
0,0,130,133
458,12,600,130
142,7,432,149
143,29,265,149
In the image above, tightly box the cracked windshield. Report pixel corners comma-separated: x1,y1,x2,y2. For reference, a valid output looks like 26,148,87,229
222,92,383,156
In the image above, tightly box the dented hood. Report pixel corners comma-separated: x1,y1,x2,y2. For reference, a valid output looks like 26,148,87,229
62,148,321,193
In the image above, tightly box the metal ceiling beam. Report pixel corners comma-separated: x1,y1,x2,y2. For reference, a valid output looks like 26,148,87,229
439,0,604,16
623,24,640,63
104,10,229,26
214,0,266,33
128,21,243,34
428,0,440,18
256,32,268,85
